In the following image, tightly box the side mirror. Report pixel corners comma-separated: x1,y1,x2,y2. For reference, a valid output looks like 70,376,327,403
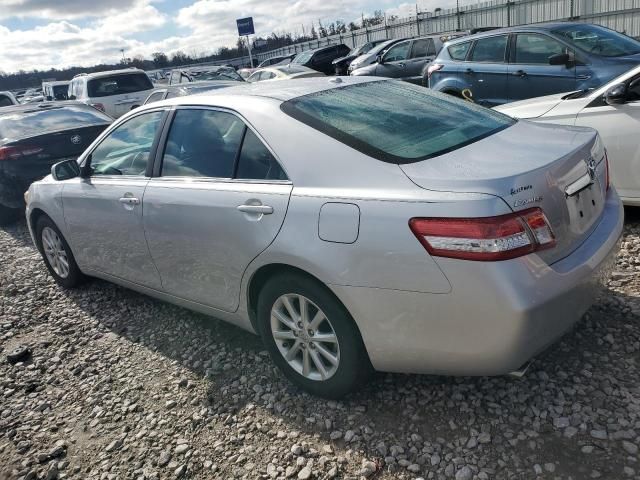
377,53,385,64
548,53,570,66
604,83,627,105
51,159,81,181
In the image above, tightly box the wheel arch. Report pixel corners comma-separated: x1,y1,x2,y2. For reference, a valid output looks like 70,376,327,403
246,263,369,358
28,207,50,251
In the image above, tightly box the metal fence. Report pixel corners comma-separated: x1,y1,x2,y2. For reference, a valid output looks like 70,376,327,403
203,0,640,67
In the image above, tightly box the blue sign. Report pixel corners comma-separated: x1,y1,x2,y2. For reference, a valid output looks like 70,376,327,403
236,17,255,36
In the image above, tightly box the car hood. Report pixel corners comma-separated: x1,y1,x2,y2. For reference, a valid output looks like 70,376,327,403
493,93,569,119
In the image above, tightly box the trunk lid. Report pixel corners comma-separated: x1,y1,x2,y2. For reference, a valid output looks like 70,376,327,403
400,120,607,264
3,125,107,183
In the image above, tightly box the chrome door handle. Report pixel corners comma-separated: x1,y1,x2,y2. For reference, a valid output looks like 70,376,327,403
237,204,273,214
119,197,140,205
511,70,527,77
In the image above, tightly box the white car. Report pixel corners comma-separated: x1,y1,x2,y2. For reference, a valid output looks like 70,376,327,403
247,65,325,82
67,68,154,118
42,81,70,101
496,65,640,206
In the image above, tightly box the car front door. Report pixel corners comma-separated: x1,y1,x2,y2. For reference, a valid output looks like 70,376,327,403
465,34,510,106
508,33,577,101
376,40,412,79
143,107,292,312
61,110,167,288
576,75,640,201
404,39,436,84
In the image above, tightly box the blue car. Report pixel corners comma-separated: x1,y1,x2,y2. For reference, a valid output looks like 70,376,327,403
427,22,640,106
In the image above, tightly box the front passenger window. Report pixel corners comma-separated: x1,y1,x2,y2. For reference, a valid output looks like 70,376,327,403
384,42,411,62
161,109,244,178
90,111,164,176
514,34,566,64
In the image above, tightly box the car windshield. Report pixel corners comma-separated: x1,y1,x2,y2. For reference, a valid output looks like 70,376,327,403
52,85,68,98
553,24,640,57
281,80,514,164
87,73,153,97
0,105,111,141
191,69,243,82
293,51,314,64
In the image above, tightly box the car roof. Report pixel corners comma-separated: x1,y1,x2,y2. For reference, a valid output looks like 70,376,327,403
73,68,145,79
148,76,382,108
168,80,243,91
445,21,588,44
306,43,348,54
42,81,69,86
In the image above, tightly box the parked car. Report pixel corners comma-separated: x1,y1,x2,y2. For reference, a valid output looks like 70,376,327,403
0,91,19,107
42,81,70,101
259,55,296,68
351,35,445,84
347,38,407,74
143,81,244,104
25,77,622,397
495,64,640,206
1,103,112,224
247,65,325,82
428,23,640,107
291,44,351,75
332,39,389,75
168,66,244,85
68,68,154,118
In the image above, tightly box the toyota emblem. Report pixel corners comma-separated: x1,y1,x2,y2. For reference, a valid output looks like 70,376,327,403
70,135,81,145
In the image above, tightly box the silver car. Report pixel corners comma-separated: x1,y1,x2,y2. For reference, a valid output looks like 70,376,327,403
25,78,623,398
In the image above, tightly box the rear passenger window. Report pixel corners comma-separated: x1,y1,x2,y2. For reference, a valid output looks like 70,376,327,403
448,42,471,61
470,35,508,62
410,39,432,59
161,109,244,178
0,95,13,107
236,129,287,181
514,34,566,64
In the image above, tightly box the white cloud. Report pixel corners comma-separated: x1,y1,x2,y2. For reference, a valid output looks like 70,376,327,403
0,0,140,20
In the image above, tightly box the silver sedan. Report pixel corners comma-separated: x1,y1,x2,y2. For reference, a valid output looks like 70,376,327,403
25,77,623,398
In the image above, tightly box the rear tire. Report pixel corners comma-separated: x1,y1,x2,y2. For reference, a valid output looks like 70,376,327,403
257,272,372,398
36,216,85,288
0,205,22,226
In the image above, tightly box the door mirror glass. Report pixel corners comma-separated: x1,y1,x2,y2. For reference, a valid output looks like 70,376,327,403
51,159,81,181
548,52,570,65
376,53,385,64
605,83,628,105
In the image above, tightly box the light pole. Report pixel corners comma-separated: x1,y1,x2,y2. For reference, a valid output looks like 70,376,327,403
120,48,126,63
456,0,461,31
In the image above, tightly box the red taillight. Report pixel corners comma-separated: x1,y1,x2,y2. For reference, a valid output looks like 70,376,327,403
90,103,105,112
409,208,556,261
427,63,444,79
0,145,43,161
604,150,610,192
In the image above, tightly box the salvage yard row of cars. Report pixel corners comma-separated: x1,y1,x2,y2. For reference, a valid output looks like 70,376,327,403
1,21,639,397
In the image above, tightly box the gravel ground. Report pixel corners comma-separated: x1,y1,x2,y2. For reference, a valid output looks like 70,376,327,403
1,213,639,480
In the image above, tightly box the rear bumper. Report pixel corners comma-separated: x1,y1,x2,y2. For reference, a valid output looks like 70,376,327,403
330,190,623,375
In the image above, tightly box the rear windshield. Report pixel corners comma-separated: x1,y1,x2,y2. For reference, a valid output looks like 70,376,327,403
87,73,153,97
0,105,111,141
293,51,313,64
553,24,640,57
52,85,68,99
190,69,243,82
281,80,514,164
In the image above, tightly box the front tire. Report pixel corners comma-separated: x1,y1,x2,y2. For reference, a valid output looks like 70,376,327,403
257,273,372,398
36,216,85,288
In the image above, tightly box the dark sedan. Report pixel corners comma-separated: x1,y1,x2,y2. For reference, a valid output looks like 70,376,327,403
0,102,112,224
291,44,351,75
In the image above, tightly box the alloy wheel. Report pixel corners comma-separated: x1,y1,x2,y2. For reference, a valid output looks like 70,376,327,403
41,227,69,278
270,294,340,381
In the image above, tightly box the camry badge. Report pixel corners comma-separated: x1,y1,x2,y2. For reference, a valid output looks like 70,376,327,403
70,135,81,145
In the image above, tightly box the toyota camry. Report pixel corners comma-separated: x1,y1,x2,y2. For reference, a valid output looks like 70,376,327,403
24,78,623,397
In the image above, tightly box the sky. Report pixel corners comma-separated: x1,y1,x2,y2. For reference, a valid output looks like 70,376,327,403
0,0,466,74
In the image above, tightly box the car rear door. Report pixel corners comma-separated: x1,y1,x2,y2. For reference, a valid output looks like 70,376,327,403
142,107,292,312
508,32,577,102
464,34,510,106
404,38,436,84
61,109,167,289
